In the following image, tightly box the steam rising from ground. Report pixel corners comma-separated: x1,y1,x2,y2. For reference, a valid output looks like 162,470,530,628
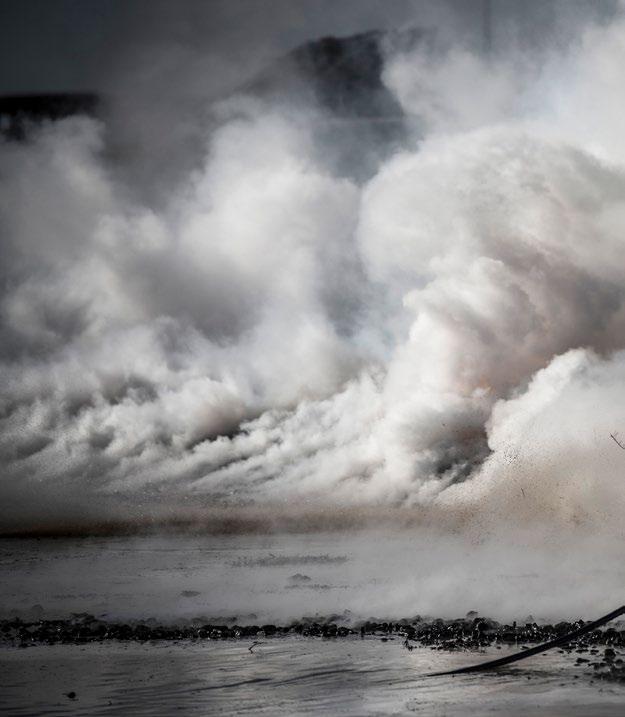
3,8,625,550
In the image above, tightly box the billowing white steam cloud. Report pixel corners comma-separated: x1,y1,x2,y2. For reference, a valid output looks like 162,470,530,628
3,10,625,536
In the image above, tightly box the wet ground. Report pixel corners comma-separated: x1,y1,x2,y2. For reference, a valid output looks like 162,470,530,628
2,532,625,714
2,639,625,716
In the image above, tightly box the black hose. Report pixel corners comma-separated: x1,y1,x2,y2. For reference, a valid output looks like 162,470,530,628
427,604,625,676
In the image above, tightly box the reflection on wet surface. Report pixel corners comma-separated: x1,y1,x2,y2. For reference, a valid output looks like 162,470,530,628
2,640,625,716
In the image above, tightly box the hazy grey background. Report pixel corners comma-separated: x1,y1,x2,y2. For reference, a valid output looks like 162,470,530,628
0,0,618,96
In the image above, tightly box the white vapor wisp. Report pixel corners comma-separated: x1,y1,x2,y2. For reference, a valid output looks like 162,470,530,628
2,12,625,541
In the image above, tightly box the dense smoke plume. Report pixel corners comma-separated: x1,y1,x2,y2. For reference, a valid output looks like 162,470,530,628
2,1,625,543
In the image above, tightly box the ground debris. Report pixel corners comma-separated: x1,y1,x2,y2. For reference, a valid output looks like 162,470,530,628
2,609,625,651
426,605,625,676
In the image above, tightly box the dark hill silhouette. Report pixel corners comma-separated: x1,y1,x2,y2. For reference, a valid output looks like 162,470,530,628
0,93,100,139
0,30,418,179
249,30,410,119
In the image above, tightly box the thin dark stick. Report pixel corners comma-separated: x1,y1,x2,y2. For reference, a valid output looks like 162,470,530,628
426,605,625,676
610,433,625,450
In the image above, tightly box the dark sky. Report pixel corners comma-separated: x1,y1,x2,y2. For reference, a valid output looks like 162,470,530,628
0,0,448,95
0,0,618,96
